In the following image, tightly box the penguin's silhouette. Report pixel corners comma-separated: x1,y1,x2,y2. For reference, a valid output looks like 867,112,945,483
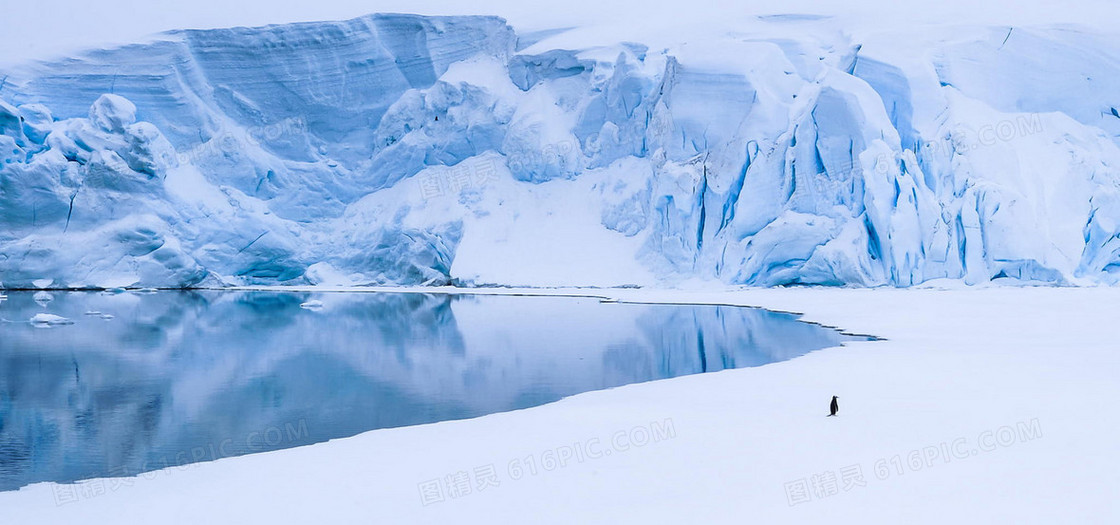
828,396,839,417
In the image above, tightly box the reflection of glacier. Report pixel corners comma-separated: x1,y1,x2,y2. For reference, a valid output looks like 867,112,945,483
2,15,1120,288
0,291,863,490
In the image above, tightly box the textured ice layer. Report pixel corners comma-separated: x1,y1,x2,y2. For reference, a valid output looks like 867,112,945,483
1,14,1119,288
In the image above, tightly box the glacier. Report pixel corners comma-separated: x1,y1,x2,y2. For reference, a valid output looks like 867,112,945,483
1,13,1119,289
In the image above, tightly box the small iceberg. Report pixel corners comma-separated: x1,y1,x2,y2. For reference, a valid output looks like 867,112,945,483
300,300,325,310
33,291,54,307
100,314,115,320
84,310,103,316
30,313,73,326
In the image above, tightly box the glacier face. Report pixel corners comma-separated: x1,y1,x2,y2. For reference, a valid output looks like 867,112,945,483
1,13,1119,288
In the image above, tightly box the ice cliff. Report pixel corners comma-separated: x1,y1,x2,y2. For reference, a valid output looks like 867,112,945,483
1,14,1119,288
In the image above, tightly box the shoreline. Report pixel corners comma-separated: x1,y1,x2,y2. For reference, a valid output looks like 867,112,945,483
2,286,1116,523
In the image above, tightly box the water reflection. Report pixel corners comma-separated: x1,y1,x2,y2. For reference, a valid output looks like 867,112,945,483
0,290,868,491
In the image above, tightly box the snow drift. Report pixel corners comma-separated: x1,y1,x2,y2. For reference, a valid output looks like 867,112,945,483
1,14,1119,288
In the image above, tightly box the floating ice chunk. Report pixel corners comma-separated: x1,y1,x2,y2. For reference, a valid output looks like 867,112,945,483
32,279,54,289
33,291,54,307
84,311,103,316
100,314,115,320
300,300,325,310
30,313,73,326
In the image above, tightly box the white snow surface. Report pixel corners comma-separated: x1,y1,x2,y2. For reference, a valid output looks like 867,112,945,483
2,8,1120,289
0,285,1114,523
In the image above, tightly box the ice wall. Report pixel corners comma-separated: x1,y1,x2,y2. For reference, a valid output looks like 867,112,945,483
1,14,1118,288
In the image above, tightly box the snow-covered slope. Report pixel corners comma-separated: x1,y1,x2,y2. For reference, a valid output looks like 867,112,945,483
2,13,1119,288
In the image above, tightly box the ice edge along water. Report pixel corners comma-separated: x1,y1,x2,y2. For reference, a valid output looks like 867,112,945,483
2,13,1120,289
2,286,1118,524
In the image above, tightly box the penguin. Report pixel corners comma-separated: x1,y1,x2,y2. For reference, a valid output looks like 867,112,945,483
828,396,839,417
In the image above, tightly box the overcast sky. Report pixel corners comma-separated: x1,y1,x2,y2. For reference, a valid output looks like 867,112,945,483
1,0,1115,66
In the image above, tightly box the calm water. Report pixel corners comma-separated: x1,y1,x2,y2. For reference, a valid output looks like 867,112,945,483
0,290,868,491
